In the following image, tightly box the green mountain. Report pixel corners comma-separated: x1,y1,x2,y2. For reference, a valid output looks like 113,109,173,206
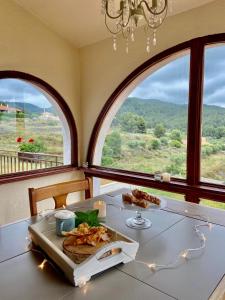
114,97,225,132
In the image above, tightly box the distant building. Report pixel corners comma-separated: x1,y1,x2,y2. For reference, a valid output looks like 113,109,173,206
0,103,22,113
40,112,59,120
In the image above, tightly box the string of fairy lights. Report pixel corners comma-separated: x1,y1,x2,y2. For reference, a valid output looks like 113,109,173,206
26,203,213,287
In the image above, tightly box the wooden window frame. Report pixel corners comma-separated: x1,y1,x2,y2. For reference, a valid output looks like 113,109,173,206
86,33,225,204
0,71,78,184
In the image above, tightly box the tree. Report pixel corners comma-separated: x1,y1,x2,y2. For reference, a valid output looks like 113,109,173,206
119,112,146,134
154,123,166,138
104,131,122,158
150,139,161,150
170,129,182,143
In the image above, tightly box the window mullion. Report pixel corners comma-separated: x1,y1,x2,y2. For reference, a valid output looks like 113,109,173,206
186,38,205,202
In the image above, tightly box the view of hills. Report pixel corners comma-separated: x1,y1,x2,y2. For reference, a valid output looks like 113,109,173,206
113,97,225,132
0,101,54,114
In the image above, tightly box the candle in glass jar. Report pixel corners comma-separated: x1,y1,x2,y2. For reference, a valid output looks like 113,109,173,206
162,172,171,183
93,200,106,218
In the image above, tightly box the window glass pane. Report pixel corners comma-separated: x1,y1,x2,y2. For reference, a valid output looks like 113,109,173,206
101,51,190,178
0,79,68,175
201,45,225,184
99,179,184,201
200,199,225,210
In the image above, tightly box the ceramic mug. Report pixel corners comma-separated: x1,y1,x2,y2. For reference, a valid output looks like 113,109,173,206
54,210,75,236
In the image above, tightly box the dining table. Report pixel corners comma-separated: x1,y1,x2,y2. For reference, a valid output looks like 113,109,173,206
0,188,225,300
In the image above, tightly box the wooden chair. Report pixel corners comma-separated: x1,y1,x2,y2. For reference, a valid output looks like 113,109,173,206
29,177,93,216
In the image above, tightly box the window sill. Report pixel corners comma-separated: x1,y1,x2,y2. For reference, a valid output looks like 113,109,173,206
0,165,78,185
83,166,225,203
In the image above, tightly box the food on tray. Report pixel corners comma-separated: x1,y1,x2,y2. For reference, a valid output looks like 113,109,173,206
122,189,161,208
62,223,110,247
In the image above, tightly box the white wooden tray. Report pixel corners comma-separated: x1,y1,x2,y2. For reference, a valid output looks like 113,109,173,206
28,218,139,287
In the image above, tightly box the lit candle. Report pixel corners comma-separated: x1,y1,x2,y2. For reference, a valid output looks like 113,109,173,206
93,200,106,218
162,172,171,183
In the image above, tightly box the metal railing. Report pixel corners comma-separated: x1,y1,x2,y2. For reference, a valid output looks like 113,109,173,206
0,150,63,174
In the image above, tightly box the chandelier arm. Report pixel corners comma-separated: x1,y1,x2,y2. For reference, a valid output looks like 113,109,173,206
139,0,168,16
105,14,122,35
105,1,123,20
142,4,168,29
121,9,131,28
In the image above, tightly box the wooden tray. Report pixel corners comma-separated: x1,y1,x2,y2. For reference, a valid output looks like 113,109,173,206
28,217,139,287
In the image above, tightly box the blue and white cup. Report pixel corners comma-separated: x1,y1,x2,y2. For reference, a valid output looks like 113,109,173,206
54,210,75,236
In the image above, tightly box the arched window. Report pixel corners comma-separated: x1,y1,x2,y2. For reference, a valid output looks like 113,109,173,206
0,71,77,182
99,51,190,179
86,34,225,206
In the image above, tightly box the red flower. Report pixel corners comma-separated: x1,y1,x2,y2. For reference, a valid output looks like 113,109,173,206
28,138,34,143
16,137,23,143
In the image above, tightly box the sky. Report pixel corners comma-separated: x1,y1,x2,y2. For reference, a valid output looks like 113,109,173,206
0,79,51,108
0,45,224,108
129,44,225,108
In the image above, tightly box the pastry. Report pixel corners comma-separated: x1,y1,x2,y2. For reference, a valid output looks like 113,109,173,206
132,189,161,205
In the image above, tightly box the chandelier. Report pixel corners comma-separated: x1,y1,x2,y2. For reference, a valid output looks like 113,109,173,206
101,0,169,53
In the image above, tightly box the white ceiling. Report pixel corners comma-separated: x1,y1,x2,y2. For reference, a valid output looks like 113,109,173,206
14,0,215,48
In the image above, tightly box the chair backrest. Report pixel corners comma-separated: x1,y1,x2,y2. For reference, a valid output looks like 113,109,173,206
29,177,93,216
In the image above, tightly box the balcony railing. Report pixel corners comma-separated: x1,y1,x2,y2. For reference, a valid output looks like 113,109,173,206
0,150,63,174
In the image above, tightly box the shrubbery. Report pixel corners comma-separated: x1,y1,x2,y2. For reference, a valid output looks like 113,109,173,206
154,123,166,138
170,129,182,143
170,140,182,148
150,139,161,150
128,140,146,149
160,136,169,146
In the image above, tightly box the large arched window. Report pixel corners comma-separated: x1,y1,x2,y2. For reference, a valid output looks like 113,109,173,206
0,71,78,183
86,34,225,206
100,51,190,179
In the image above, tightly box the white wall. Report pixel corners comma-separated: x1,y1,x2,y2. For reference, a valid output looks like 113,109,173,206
80,0,225,159
0,0,82,224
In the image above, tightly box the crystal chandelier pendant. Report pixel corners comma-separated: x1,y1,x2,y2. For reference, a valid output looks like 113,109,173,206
103,0,168,53
126,38,129,54
153,30,157,46
113,35,117,51
146,37,150,53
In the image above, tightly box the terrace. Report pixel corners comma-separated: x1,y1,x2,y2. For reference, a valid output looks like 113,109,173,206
0,150,63,174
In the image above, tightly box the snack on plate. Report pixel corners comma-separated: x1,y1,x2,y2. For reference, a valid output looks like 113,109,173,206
122,193,134,204
122,192,150,208
132,189,161,205
132,198,150,209
62,223,110,247
122,189,161,208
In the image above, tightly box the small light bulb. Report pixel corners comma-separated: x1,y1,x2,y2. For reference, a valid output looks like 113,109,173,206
38,259,47,270
181,250,188,259
148,263,156,271
78,280,87,288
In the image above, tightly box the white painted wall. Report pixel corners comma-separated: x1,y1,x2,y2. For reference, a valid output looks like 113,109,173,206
0,0,82,224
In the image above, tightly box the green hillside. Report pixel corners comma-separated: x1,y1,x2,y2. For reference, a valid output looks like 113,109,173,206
113,97,225,132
